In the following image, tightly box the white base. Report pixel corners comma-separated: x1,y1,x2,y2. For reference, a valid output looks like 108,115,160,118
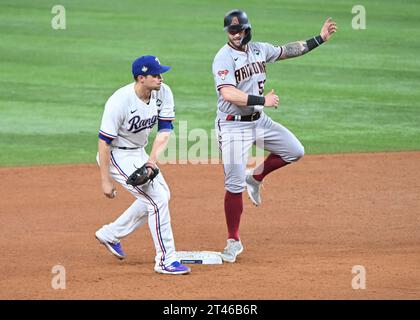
176,251,223,264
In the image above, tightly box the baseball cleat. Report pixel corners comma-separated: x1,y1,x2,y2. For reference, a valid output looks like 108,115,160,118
220,239,243,263
245,169,262,206
95,232,126,260
154,261,191,275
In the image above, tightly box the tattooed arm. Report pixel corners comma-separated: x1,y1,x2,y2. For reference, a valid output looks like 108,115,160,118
278,41,309,60
278,17,337,61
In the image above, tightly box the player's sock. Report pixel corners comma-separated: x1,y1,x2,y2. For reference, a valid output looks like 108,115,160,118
224,191,243,241
253,153,289,182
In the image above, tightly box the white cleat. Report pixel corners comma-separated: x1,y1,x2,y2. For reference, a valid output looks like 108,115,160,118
220,239,244,263
245,169,262,206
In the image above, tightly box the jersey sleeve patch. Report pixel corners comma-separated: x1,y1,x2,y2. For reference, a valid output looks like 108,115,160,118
217,69,230,80
156,84,175,120
212,50,237,88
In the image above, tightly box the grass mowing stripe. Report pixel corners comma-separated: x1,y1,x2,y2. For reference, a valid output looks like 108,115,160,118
0,0,419,166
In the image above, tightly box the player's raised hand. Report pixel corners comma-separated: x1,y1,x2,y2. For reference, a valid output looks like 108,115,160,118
320,17,337,42
264,89,279,108
102,179,117,199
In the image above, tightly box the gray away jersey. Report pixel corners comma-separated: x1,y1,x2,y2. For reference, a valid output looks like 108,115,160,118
212,42,282,116
99,82,175,148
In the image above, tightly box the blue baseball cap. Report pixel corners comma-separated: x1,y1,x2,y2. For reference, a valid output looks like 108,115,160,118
132,55,171,78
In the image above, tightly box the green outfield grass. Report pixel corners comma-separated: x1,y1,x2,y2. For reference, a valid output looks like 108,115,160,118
1,0,419,166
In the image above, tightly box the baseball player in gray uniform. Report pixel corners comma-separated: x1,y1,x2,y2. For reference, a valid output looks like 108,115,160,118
213,9,337,262
95,55,190,275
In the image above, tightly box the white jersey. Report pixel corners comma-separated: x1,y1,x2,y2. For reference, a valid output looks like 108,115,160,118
212,42,282,116
99,82,175,148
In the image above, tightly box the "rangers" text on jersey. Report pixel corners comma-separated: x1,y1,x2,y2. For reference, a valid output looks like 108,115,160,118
128,115,158,133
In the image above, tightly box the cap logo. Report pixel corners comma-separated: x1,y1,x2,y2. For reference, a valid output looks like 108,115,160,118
231,16,239,25
141,66,148,72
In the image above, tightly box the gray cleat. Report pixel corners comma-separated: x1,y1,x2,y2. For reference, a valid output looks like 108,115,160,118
245,169,262,206
220,239,244,263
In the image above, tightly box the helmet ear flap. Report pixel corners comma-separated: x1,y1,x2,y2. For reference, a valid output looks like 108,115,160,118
241,28,252,46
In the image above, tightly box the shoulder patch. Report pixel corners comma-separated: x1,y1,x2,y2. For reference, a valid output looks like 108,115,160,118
217,69,229,80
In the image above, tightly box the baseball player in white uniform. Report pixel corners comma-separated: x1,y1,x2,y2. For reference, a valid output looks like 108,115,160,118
213,10,337,262
95,55,190,275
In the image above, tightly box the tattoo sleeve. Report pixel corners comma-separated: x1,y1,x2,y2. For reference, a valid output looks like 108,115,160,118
281,41,309,59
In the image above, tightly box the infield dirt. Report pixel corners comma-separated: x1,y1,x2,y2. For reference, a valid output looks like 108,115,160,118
0,152,419,299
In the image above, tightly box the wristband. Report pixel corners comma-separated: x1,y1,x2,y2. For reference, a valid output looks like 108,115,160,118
247,95,265,106
306,35,324,51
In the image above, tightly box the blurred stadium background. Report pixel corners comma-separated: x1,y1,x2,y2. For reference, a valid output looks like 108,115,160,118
1,0,419,166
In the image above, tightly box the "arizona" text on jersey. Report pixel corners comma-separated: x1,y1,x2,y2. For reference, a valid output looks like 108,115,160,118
235,61,267,84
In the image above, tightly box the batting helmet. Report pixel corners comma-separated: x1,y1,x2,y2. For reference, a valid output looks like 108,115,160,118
223,9,252,46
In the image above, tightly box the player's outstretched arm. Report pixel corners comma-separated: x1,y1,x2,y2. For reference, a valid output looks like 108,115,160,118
278,17,337,60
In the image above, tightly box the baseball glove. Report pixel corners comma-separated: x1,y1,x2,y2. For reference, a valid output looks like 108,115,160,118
126,163,159,187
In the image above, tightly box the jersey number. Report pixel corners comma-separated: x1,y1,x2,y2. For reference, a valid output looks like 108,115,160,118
258,80,266,95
